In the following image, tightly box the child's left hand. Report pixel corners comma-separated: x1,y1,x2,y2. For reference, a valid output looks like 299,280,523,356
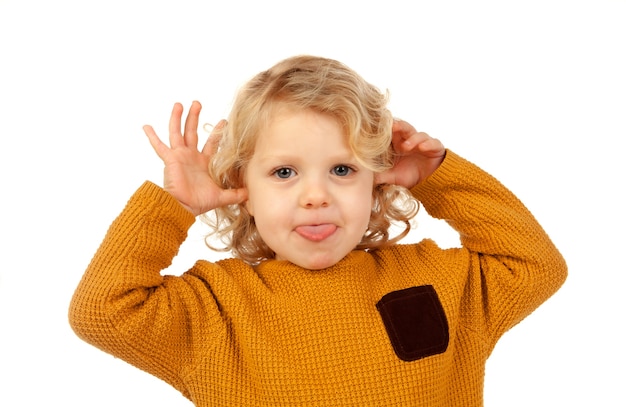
375,119,446,189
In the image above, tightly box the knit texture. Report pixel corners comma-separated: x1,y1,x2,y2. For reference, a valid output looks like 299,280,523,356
69,151,567,406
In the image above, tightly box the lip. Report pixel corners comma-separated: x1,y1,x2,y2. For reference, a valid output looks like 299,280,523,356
294,223,337,242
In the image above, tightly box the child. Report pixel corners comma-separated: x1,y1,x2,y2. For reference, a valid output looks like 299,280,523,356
69,55,567,406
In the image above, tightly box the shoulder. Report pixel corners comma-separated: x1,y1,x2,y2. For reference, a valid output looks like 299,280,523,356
371,241,470,278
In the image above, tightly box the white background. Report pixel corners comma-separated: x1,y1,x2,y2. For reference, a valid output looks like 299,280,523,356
1,0,624,405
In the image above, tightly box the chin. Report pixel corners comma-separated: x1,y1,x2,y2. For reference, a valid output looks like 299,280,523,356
293,253,345,270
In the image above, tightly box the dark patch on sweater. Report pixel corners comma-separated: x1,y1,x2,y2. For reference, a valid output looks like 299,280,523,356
376,285,449,362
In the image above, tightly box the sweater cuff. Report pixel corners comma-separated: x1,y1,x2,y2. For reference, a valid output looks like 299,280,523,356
409,150,481,218
411,150,462,194
133,181,197,228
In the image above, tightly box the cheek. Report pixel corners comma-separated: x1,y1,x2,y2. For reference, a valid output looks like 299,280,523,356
347,186,375,227
245,187,285,223
358,201,374,230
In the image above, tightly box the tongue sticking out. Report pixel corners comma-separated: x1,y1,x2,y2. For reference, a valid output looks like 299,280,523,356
295,224,337,242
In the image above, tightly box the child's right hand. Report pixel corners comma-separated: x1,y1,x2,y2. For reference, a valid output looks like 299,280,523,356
143,101,248,216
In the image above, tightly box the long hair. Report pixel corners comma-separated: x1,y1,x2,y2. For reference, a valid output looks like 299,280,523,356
203,55,418,264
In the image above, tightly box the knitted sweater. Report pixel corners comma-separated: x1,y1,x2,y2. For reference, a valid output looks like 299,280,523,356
69,151,567,406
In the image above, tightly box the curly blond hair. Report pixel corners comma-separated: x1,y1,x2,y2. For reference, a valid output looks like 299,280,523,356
203,55,419,264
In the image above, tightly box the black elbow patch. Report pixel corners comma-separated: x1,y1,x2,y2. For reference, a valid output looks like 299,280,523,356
376,285,449,362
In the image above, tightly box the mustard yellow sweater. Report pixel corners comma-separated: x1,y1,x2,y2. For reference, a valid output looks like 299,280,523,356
69,151,567,406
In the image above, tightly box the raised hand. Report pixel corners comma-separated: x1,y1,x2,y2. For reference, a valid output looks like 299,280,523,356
375,119,446,189
143,101,247,216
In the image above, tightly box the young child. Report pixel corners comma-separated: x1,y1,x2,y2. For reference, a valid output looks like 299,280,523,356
69,55,567,406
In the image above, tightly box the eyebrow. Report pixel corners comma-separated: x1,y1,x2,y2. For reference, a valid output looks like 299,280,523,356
256,152,359,165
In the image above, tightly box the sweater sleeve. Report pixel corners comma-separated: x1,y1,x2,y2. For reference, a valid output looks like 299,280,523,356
68,181,220,396
412,150,567,346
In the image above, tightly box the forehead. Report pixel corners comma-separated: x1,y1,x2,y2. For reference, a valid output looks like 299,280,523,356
248,105,360,167
257,104,345,142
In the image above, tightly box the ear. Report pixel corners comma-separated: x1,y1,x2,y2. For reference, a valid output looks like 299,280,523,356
371,180,380,210
374,170,393,187
243,197,254,217
370,190,375,210
239,171,253,216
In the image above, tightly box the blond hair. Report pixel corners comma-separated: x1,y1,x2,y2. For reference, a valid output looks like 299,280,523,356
203,55,419,264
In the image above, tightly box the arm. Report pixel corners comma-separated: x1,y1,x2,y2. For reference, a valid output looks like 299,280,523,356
69,102,247,393
378,120,567,344
414,150,567,343
69,181,203,392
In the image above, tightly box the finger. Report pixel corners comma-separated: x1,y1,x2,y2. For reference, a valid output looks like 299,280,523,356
390,120,418,150
402,132,432,150
417,137,446,157
168,102,184,148
201,119,227,156
183,100,202,148
391,119,416,139
143,125,169,160
393,131,432,154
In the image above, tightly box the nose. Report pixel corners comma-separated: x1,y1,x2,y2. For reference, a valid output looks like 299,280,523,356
299,175,331,208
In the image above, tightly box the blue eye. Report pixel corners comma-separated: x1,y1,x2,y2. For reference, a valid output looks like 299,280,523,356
332,165,353,176
274,167,294,179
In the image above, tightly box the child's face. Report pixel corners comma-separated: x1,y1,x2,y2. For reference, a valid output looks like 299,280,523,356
244,105,374,270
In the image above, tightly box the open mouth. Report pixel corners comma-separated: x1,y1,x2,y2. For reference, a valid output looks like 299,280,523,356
294,224,337,242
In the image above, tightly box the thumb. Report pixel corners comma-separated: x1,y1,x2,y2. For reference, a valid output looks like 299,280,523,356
219,187,249,207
